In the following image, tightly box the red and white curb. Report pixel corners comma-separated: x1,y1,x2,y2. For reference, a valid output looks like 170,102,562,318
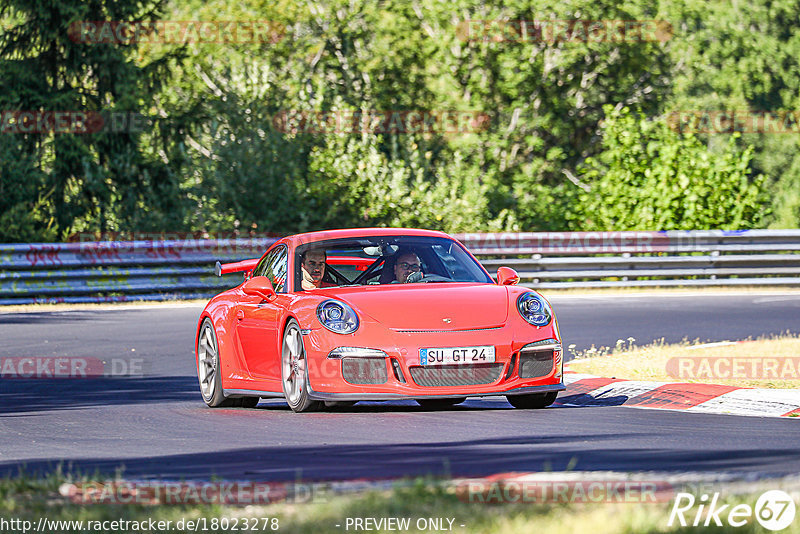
560,374,800,418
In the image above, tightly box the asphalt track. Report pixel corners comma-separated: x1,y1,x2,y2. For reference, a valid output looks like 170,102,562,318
1,292,799,481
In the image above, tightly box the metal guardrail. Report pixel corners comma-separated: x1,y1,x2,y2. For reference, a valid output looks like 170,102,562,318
0,239,276,305
453,230,800,289
1,230,798,304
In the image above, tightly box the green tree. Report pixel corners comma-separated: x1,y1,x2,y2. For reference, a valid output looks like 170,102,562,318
166,0,494,234
6,0,796,240
571,106,768,230
416,0,673,229
305,130,503,233
662,0,800,228
0,0,187,241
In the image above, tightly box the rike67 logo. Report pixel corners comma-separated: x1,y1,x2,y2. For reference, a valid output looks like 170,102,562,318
669,490,796,531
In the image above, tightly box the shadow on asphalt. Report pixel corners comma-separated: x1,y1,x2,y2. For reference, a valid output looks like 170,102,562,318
0,312,114,324
0,378,551,414
4,430,799,481
3,382,800,480
0,431,642,480
0,376,200,414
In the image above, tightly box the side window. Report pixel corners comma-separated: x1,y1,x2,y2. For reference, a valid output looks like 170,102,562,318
253,245,288,293
271,247,288,292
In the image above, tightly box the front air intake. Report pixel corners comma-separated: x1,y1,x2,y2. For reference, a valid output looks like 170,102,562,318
518,350,554,379
409,363,503,387
341,358,388,385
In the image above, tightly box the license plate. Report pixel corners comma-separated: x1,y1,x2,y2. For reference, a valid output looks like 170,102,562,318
419,346,495,366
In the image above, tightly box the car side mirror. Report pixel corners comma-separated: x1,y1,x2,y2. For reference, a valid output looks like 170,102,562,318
242,276,276,300
496,267,520,286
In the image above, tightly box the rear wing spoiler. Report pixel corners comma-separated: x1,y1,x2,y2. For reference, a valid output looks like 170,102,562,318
215,258,260,277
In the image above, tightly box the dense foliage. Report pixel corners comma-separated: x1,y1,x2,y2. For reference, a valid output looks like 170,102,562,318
0,0,188,240
571,106,768,230
1,0,797,241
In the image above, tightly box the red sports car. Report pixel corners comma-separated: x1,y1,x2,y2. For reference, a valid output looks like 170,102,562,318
195,228,564,412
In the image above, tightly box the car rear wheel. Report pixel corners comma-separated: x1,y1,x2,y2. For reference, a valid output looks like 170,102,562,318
282,319,322,413
506,392,558,409
416,397,467,410
197,318,247,408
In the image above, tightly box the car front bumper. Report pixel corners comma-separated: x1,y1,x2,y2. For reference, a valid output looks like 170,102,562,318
306,382,565,401
301,323,564,400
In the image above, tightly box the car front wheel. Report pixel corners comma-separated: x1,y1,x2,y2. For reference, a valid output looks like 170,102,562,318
281,319,322,413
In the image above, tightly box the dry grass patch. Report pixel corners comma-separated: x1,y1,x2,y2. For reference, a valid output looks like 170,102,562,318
566,335,800,388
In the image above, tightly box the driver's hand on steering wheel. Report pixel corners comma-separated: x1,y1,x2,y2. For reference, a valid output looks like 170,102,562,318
405,271,424,283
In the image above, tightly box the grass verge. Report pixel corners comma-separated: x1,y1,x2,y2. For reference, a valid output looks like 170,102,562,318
566,334,800,388
3,474,800,534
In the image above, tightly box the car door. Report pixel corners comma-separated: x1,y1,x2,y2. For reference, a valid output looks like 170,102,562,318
235,245,288,386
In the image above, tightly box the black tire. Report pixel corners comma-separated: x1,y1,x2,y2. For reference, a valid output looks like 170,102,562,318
416,397,467,410
506,391,558,409
197,318,241,407
197,318,261,408
197,318,223,406
281,319,323,413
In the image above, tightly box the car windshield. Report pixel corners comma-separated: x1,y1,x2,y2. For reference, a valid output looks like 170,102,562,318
294,236,492,290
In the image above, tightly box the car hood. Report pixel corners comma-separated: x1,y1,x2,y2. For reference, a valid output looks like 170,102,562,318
332,283,509,330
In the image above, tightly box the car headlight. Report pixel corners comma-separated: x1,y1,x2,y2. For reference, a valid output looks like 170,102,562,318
317,299,359,334
516,292,552,327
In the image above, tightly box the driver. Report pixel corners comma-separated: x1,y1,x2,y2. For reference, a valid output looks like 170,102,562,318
301,249,333,290
393,250,422,283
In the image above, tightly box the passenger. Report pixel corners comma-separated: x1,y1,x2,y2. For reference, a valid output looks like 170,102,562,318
393,250,422,283
300,249,332,290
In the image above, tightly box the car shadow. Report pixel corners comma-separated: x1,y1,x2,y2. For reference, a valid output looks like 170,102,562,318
253,396,553,413
0,376,200,414
553,393,631,407
0,375,614,416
